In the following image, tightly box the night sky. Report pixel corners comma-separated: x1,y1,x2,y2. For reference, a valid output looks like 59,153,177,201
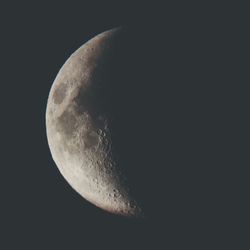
1,2,247,249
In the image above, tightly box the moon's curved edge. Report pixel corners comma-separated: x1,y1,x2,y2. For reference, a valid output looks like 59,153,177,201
45,27,144,218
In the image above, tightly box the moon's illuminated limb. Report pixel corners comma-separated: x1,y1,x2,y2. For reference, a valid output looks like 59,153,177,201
46,28,143,217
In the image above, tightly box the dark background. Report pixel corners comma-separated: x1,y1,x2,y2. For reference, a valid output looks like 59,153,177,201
1,2,248,249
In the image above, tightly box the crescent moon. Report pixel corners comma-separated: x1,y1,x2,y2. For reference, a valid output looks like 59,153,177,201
46,28,144,217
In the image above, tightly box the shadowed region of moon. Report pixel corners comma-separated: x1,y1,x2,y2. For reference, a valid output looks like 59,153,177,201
46,26,225,220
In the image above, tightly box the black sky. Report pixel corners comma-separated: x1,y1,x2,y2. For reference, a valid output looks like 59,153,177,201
1,2,248,249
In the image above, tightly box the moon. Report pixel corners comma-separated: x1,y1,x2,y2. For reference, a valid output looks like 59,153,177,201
46,27,145,217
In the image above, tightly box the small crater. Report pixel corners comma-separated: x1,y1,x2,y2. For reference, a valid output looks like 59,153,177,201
126,202,130,206
53,83,68,104
105,168,111,175
97,160,102,164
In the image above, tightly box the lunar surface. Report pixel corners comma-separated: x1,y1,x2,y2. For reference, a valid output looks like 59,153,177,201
46,28,145,217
